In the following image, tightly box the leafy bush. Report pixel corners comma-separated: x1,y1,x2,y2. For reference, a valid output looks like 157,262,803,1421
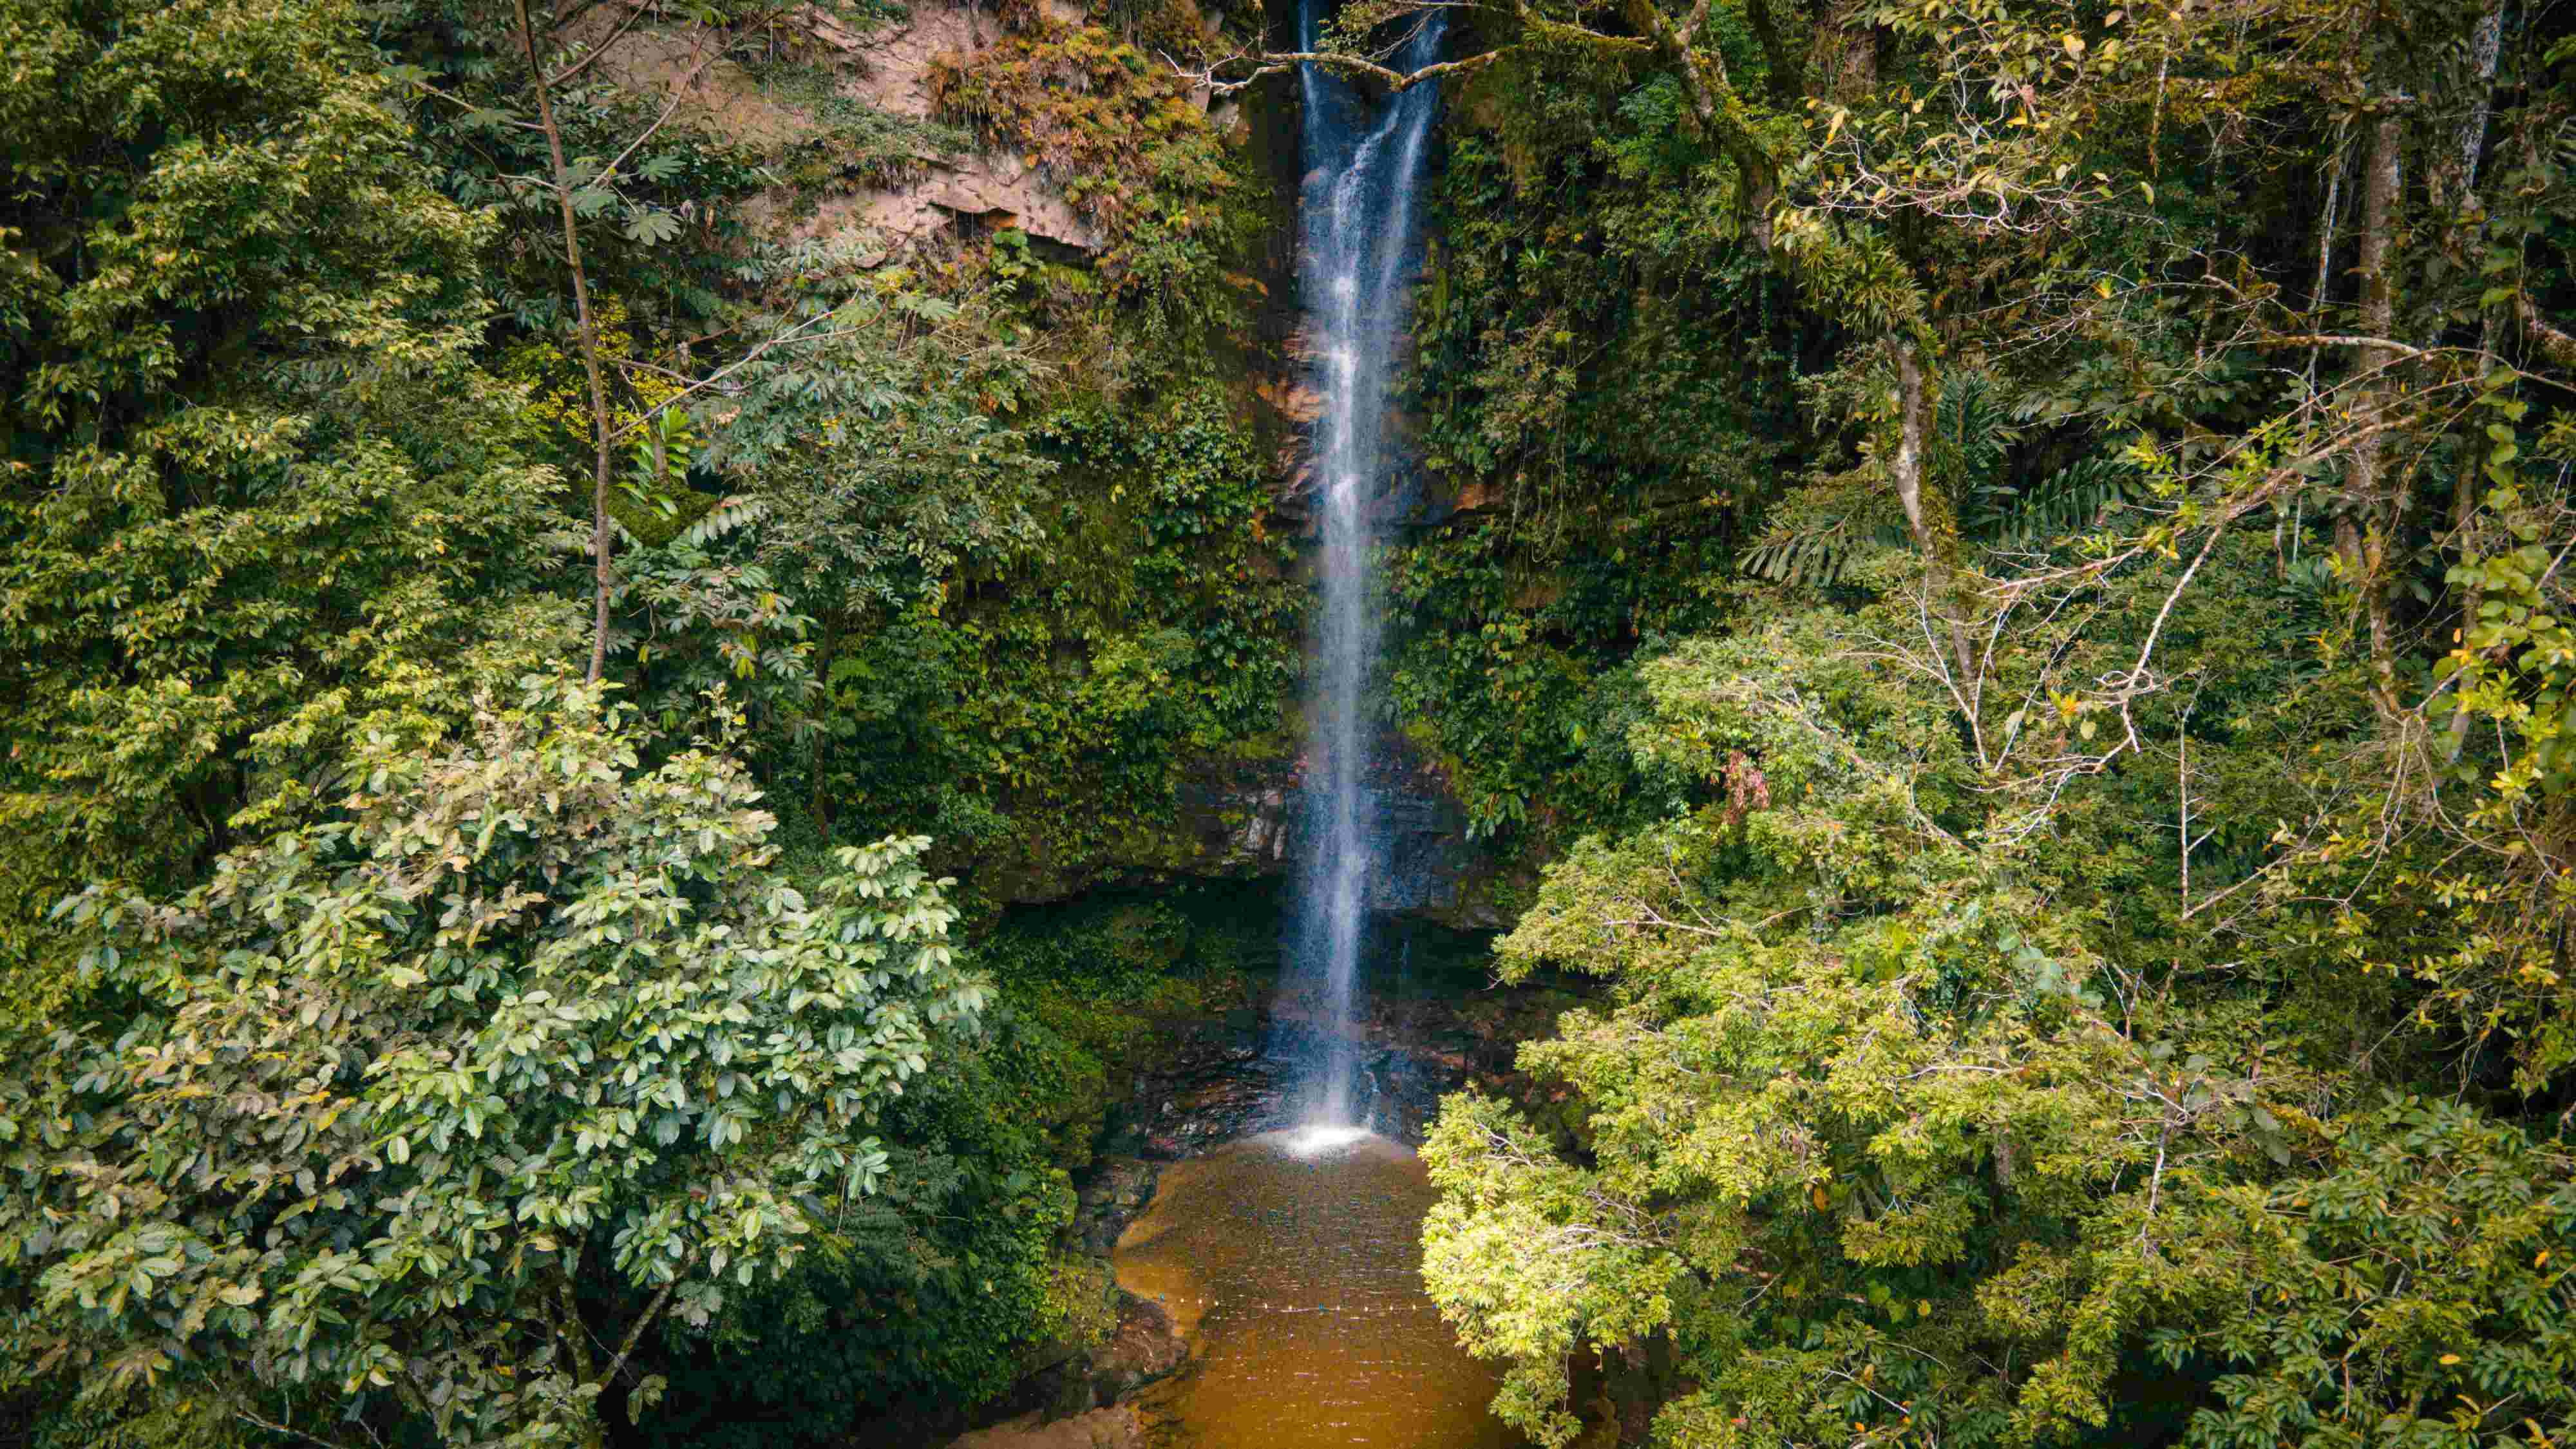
629,892,1241,1444
0,683,985,1448
638,1020,1084,1448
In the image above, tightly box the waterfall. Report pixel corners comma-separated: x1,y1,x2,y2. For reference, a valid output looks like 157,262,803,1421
1285,1,1445,1128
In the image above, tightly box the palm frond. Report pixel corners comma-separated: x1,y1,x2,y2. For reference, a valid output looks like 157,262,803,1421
1976,455,2148,548
1738,522,1908,587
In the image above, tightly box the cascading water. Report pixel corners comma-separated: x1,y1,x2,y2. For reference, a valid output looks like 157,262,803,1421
1284,1,1446,1128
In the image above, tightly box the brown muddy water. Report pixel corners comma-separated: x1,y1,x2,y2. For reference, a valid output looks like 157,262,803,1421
1111,1129,1522,1449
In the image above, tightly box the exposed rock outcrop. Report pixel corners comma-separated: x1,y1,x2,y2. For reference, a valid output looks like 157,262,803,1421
590,0,1100,255
1087,1293,1188,1402
823,0,1099,251
976,742,1515,929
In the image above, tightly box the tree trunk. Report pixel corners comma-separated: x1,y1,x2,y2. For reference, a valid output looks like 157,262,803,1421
2344,112,2403,715
2443,3,2507,661
1893,337,1978,690
2438,0,2506,211
1743,0,1804,104
1625,0,1779,251
516,0,619,686
1810,0,1877,101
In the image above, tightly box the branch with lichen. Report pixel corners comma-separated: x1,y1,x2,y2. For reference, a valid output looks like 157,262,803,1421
1189,0,1649,96
1197,43,1511,95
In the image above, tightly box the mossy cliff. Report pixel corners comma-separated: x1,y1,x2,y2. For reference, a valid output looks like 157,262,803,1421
619,0,1542,924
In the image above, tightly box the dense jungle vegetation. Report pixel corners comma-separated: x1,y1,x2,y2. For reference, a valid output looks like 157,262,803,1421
6,0,2576,1444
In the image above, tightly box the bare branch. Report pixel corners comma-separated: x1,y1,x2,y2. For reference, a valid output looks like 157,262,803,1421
545,0,650,88
603,310,853,442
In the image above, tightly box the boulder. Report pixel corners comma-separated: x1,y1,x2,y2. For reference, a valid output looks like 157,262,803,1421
1086,1292,1188,1402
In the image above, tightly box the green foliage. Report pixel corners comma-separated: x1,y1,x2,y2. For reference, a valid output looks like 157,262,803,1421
808,386,1298,876
927,17,1263,350
1419,596,2576,1448
1386,520,1729,844
1390,21,2576,1389
376,0,790,337
1396,33,2576,1405
1384,64,1818,852
1410,113,1799,542
0,0,1287,1443
2150,1099,2576,1449
14,0,2576,1445
632,891,1240,1444
638,1022,1083,1446
0,681,987,1448
969,891,1248,1158
592,241,1060,768
1969,454,2152,551
1742,442,2152,586
0,0,576,1006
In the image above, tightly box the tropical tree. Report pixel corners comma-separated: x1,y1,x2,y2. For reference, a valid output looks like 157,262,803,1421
0,0,577,1003
0,681,987,1448
1421,596,2576,1447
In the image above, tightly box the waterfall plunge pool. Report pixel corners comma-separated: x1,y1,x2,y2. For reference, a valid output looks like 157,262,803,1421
1111,1130,1523,1448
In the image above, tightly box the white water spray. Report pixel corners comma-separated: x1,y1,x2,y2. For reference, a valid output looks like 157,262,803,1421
1285,2,1446,1127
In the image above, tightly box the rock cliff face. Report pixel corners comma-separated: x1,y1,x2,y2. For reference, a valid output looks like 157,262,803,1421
1265,321,1504,534
978,736,1515,929
1018,728,1521,933
594,1,1101,253
591,0,1510,924
1179,764,1498,925
788,0,1108,252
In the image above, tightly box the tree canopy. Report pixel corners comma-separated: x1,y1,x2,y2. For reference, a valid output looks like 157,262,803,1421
8,0,2576,1443
2,683,983,1446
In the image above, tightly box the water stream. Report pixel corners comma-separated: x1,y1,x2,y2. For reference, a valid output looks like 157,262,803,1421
1283,0,1446,1126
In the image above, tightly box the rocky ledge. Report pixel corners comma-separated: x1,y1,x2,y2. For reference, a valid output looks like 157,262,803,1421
977,737,1531,931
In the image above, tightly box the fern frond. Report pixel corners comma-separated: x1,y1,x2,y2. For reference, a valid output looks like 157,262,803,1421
1738,522,1908,587
1934,372,2016,498
1978,455,2146,549
683,495,771,548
